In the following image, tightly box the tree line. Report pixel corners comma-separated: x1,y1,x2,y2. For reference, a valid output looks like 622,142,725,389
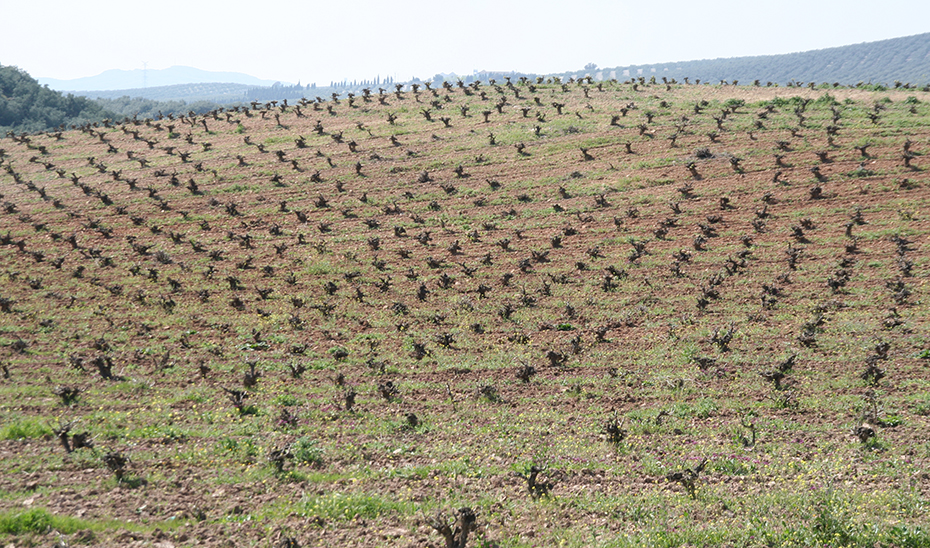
0,65,113,133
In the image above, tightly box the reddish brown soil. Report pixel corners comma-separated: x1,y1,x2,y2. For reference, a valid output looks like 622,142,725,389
0,79,928,546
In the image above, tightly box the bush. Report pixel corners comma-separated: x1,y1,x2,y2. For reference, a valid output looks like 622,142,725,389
272,394,299,406
0,507,85,535
290,436,324,466
723,98,745,110
299,492,406,521
0,417,52,440
215,437,259,463
0,65,115,132
814,93,839,106
694,147,713,159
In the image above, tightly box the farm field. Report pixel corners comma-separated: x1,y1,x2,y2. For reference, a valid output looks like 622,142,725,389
1,77,929,547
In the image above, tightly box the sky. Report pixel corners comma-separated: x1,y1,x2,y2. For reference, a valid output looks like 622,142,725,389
3,0,929,87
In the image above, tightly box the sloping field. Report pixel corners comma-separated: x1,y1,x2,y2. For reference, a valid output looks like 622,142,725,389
602,32,930,86
1,78,929,547
83,82,253,103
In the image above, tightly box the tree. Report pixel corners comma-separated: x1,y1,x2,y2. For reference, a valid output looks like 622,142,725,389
0,64,115,132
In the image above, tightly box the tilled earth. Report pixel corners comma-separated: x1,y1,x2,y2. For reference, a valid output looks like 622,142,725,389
1,79,929,546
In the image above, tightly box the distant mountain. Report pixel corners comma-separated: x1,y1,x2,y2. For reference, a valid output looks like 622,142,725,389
587,32,930,86
38,66,284,92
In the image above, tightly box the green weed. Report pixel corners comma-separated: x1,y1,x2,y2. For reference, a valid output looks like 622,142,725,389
0,417,52,440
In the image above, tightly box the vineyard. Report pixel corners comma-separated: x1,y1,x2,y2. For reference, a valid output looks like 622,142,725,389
1,77,929,547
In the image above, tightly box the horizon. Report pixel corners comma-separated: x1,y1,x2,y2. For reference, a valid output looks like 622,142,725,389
4,0,929,88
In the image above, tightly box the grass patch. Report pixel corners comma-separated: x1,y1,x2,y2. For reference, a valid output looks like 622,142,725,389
0,417,52,440
0,507,186,539
0,507,88,535
298,492,413,521
290,436,324,466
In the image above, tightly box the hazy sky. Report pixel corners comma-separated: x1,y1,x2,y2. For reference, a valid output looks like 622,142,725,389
4,0,929,85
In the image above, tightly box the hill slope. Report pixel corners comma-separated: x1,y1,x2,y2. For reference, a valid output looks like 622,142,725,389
81,82,253,104
0,80,928,547
0,65,115,133
598,32,930,85
33,33,930,109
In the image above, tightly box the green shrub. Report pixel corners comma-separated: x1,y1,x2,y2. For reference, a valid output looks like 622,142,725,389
0,508,53,534
0,507,85,535
290,437,324,466
215,437,259,463
913,401,930,416
847,166,875,178
272,394,299,407
881,414,904,427
0,417,52,440
299,492,407,521
814,93,839,106
723,98,745,110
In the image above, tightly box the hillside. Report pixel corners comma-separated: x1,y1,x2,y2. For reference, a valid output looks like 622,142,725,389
84,82,252,104
79,80,390,104
72,33,930,105
1,64,233,132
1,78,928,547
0,65,115,133
595,32,930,86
